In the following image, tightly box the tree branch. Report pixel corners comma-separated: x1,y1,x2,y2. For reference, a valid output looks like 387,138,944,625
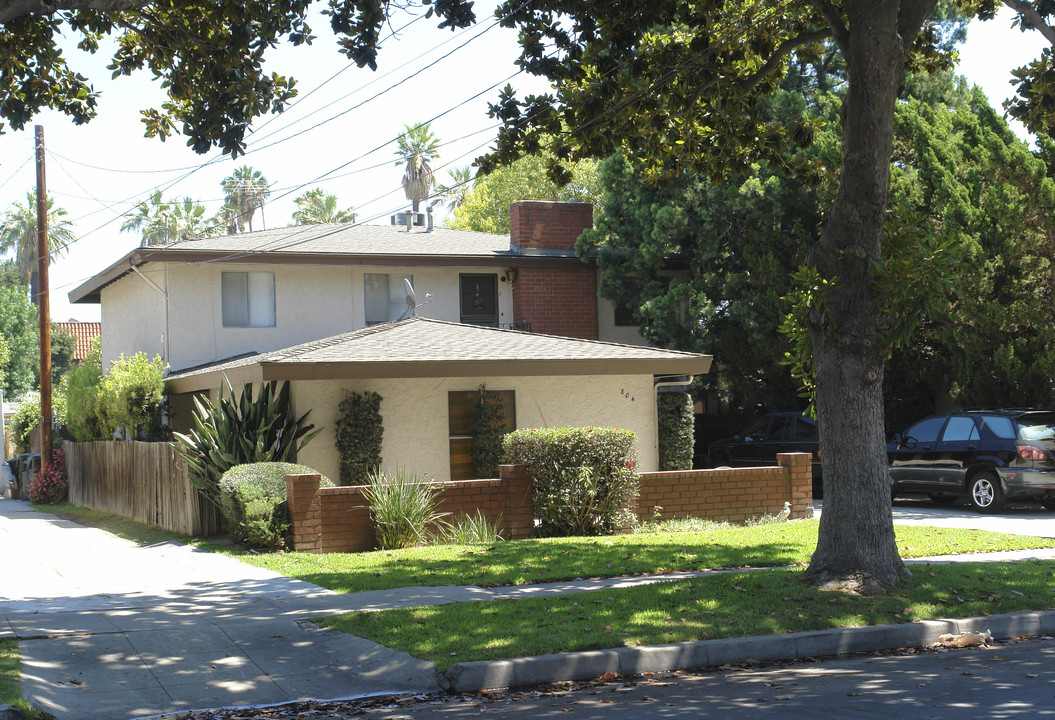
808,0,849,54
0,0,151,23
1003,0,1055,46
742,28,833,91
897,0,941,47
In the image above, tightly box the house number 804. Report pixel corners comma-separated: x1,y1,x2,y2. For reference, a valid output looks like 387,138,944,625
620,389,635,402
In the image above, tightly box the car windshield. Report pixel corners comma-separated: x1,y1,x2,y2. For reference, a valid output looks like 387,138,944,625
1017,413,1055,441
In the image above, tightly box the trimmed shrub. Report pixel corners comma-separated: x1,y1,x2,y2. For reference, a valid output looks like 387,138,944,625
64,338,108,441
504,427,639,536
335,391,383,485
362,468,447,550
218,462,333,548
657,392,694,470
30,449,68,504
9,391,67,454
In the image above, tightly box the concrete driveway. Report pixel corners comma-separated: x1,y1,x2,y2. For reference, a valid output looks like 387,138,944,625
813,497,1055,537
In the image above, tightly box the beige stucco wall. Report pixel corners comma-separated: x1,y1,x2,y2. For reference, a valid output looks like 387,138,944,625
100,261,515,372
293,373,660,484
100,267,167,369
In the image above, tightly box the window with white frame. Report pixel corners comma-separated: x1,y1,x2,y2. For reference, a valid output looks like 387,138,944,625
221,271,276,327
364,273,413,324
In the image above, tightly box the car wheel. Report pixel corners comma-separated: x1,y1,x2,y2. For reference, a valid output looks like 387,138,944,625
1041,498,1055,511
928,494,958,505
968,471,1006,513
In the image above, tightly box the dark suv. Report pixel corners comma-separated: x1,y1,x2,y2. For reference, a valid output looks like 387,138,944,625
707,411,822,496
888,408,1055,513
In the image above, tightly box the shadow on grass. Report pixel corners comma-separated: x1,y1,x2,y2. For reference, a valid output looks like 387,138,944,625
321,559,1055,671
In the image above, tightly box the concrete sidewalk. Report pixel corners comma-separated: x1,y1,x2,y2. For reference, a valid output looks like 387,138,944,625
4,497,1055,719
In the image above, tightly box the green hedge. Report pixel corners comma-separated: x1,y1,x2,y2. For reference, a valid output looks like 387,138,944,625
657,392,694,470
218,462,333,548
504,427,639,536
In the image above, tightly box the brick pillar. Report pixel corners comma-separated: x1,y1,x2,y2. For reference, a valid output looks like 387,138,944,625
285,473,322,553
499,464,535,539
777,453,813,519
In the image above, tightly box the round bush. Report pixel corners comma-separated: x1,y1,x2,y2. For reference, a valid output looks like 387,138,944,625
218,462,332,547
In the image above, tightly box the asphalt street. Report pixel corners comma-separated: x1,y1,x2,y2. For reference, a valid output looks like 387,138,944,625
166,635,1055,720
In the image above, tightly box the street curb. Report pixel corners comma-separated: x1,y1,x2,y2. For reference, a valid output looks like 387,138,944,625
437,609,1055,693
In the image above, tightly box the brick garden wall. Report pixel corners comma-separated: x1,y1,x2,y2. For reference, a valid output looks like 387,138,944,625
286,465,535,553
285,454,812,553
635,452,813,524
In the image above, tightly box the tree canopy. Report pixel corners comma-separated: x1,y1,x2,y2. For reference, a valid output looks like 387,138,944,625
447,151,603,233
0,266,39,399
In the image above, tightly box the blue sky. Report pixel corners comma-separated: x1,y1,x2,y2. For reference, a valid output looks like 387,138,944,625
0,5,1047,323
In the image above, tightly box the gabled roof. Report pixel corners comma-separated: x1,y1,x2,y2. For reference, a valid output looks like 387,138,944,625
70,223,581,304
52,321,101,361
164,317,712,394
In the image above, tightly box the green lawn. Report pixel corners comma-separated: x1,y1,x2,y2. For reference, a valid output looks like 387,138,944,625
32,503,1055,593
0,639,39,719
319,560,1055,671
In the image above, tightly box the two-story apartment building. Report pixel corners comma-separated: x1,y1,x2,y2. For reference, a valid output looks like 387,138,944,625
70,200,711,481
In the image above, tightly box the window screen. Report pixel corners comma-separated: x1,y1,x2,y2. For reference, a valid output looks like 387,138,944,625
221,271,275,327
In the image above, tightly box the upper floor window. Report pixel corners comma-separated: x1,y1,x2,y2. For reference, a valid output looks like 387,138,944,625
459,274,498,326
365,273,413,325
221,271,275,327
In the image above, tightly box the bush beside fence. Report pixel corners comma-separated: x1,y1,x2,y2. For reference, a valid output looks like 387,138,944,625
63,440,221,536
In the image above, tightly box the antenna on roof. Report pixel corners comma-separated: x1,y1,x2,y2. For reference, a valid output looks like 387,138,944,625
398,278,432,320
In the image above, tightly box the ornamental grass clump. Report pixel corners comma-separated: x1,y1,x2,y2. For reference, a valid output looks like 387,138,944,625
441,510,504,544
505,427,639,536
362,468,447,550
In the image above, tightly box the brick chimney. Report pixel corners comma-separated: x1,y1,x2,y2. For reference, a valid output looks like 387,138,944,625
510,200,593,253
508,200,598,340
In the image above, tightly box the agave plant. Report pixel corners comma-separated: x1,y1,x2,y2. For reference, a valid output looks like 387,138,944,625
174,376,322,508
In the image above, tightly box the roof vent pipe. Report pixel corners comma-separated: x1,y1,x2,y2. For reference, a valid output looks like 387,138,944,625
405,209,413,233
426,205,434,233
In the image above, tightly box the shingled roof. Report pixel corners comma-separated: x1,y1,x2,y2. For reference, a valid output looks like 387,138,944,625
165,317,712,394
69,222,570,304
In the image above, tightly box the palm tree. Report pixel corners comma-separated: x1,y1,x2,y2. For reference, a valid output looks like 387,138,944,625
221,165,271,233
171,197,221,241
291,188,357,225
395,122,440,213
436,165,474,212
121,190,175,246
0,190,75,305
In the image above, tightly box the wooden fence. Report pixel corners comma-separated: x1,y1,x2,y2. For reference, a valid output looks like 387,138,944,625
63,440,221,537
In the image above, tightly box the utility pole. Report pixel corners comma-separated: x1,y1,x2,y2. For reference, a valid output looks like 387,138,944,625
35,125,52,462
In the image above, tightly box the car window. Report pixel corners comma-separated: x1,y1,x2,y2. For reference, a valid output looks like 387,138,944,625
941,416,978,442
768,415,793,441
741,417,771,440
905,417,944,444
1017,415,1055,441
980,415,1015,439
791,418,817,441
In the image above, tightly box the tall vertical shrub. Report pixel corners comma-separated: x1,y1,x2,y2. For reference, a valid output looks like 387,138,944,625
64,338,108,441
100,352,167,440
470,385,508,478
657,392,694,470
335,390,383,485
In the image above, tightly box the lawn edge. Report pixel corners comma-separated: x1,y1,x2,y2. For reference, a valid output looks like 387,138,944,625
438,609,1055,693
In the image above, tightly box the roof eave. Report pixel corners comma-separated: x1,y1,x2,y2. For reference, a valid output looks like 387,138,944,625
165,356,712,394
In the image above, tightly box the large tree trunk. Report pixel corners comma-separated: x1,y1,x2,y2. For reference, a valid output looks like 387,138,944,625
804,0,935,592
